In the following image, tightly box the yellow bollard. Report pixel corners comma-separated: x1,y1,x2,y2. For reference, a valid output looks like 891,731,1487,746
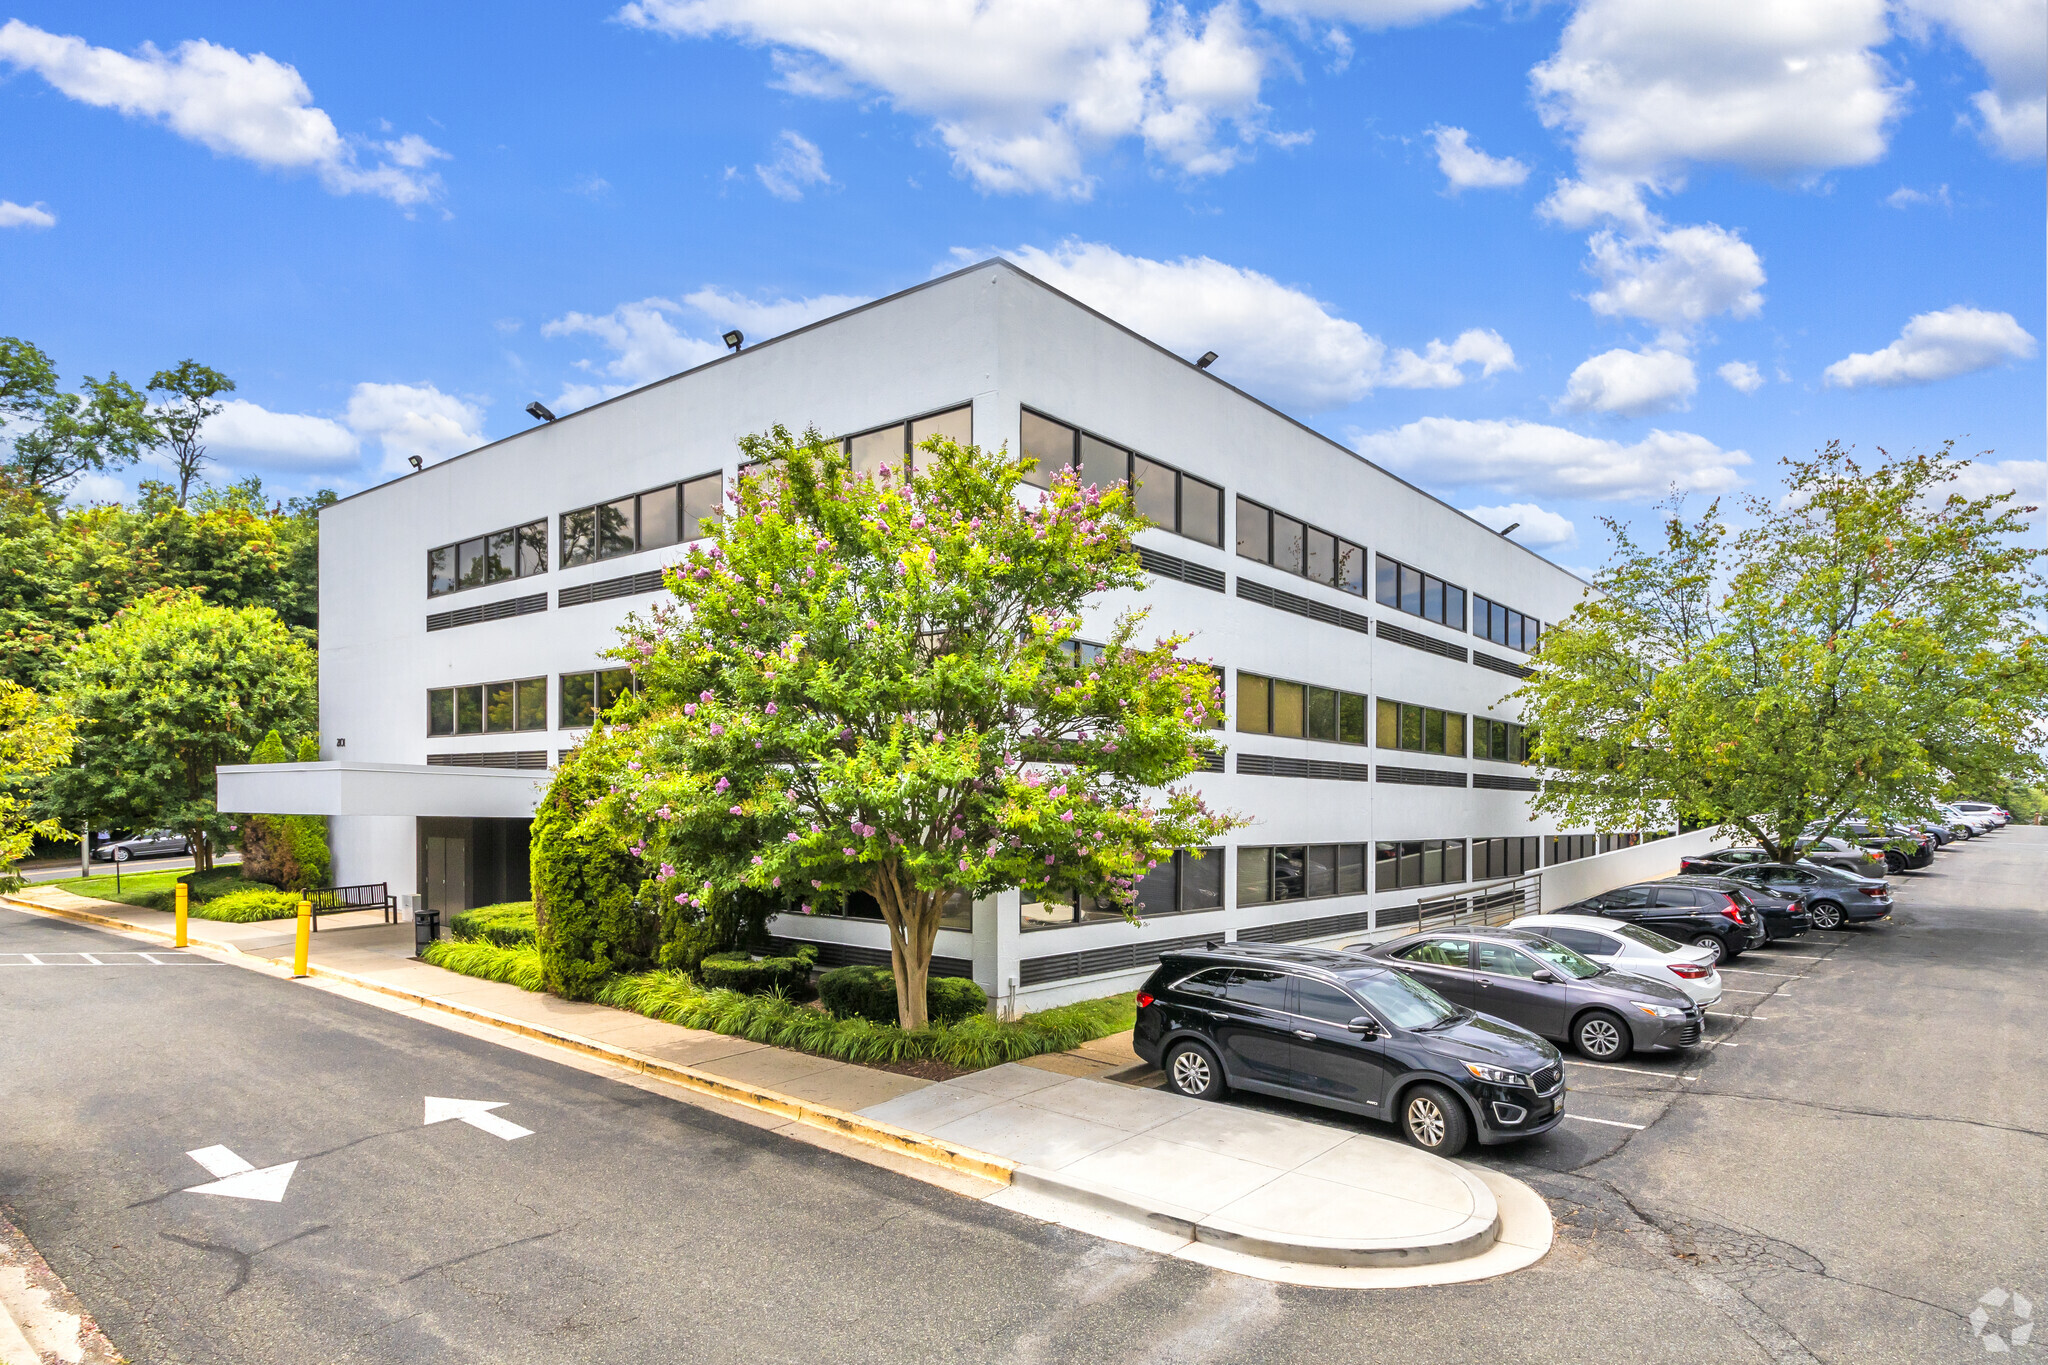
293,899,311,978
174,882,189,948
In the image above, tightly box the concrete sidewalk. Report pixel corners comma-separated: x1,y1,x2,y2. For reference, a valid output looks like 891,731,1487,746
4,886,1552,1287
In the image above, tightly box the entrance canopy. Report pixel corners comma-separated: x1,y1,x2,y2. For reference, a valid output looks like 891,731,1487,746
216,760,545,819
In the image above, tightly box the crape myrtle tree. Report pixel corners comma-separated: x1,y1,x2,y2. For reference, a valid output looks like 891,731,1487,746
1518,443,2048,861
591,425,1241,1029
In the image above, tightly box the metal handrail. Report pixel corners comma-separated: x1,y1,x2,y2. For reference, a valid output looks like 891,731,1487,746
1415,873,1541,929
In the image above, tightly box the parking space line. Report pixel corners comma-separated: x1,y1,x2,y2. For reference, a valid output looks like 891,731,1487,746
1719,968,1799,977
1700,1039,1740,1047
1564,1061,1697,1080
80,952,102,965
1565,1114,1647,1130
1718,987,1776,995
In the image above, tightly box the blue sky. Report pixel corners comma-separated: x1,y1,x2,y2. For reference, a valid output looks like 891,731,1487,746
1,0,2041,568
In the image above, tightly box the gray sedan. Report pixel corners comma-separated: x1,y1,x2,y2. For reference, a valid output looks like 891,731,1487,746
1355,927,1706,1061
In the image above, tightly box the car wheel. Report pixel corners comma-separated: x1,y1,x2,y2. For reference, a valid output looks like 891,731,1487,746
1809,900,1845,930
1574,1009,1633,1061
1399,1084,1471,1157
1164,1041,1226,1101
1688,933,1726,964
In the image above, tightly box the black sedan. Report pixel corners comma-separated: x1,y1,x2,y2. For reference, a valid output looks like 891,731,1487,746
1714,863,1895,929
1555,880,1762,963
1666,873,1811,944
1134,943,1564,1157
1358,927,1703,1061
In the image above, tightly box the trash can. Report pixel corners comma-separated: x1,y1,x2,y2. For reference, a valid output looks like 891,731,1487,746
413,908,442,958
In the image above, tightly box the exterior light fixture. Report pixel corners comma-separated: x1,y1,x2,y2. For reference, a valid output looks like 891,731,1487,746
525,401,557,423
1500,522,1521,537
1196,351,1219,370
723,330,744,352
407,455,423,472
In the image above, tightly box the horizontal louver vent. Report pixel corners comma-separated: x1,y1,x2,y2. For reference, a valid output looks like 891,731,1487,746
1376,765,1468,788
1473,650,1533,679
1473,772,1541,792
1377,904,1422,928
1376,619,1468,662
1233,907,1374,945
425,592,547,633
1195,751,1226,773
558,569,668,608
770,937,972,980
1235,576,1373,634
1236,752,1372,782
426,751,549,770
1018,931,1216,988
1137,545,1227,593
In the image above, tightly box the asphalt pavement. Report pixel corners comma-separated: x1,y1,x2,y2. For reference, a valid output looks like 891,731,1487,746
2,829,2041,1364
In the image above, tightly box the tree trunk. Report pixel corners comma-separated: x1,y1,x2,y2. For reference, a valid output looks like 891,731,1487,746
871,865,938,1031
193,831,213,873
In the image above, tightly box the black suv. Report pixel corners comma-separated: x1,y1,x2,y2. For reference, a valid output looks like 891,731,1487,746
1666,873,1811,944
1134,943,1564,1157
1555,880,1762,963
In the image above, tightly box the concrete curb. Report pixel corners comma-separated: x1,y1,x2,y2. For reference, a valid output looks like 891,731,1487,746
1010,1163,1500,1268
0,895,1016,1188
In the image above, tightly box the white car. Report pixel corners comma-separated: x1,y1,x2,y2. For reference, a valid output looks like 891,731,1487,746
1951,801,2009,828
1511,913,1723,1008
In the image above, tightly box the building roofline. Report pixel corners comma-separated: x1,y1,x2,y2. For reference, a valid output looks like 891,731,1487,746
326,256,1585,588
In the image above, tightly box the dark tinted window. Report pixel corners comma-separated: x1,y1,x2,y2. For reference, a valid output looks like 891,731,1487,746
1538,927,1617,956
1175,968,1230,999
1295,977,1360,1023
1224,968,1290,1012
1601,886,1655,909
1183,848,1223,910
1653,886,1703,908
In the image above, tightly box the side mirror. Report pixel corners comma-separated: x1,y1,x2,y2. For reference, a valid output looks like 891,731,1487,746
1347,1016,1381,1039
1532,969,1559,984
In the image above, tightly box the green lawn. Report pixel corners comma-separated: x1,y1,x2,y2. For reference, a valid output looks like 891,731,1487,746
49,865,279,915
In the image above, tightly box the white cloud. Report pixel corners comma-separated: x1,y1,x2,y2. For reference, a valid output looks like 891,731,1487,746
542,286,869,404
1529,0,1902,181
1946,457,2047,504
1429,125,1529,191
1462,501,1578,548
1899,0,2047,160
1823,306,2037,388
1584,220,1764,331
1254,0,1480,23
614,0,1290,196
1353,416,1750,501
1717,359,1765,393
1559,347,1697,415
344,383,485,472
1885,183,1950,209
203,399,361,471
1001,240,1513,410
0,21,446,206
755,130,831,200
0,199,56,228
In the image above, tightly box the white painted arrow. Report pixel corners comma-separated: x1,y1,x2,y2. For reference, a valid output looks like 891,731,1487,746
423,1097,532,1141
183,1145,298,1202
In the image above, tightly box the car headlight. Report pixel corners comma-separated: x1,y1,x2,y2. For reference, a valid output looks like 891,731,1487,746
1632,1001,1687,1019
1463,1062,1531,1087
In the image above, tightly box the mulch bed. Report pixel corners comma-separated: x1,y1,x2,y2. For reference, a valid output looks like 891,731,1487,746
865,1056,972,1082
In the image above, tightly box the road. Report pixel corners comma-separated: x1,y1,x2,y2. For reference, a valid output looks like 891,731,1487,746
2,831,2041,1364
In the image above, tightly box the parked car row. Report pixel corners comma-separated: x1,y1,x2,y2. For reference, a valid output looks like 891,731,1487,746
1132,811,1999,1158
88,829,196,862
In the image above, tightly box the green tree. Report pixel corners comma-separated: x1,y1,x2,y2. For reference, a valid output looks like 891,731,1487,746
44,590,315,871
236,730,331,890
588,426,1239,1028
147,360,236,507
0,679,75,887
0,338,159,498
1520,443,2048,860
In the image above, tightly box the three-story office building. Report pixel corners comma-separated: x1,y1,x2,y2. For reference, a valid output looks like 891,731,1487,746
220,258,1598,1010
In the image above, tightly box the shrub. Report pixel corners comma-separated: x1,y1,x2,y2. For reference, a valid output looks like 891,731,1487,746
449,900,538,947
699,945,817,999
422,939,548,992
237,732,331,891
819,964,989,1026
532,756,651,999
659,885,778,977
192,887,303,922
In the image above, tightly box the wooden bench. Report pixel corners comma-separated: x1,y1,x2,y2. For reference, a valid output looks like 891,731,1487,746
305,882,398,929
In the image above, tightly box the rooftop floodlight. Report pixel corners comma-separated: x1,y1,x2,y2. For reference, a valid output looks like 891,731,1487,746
722,329,745,352
525,401,557,423
1196,351,1219,370
1499,521,1521,537
407,455,423,472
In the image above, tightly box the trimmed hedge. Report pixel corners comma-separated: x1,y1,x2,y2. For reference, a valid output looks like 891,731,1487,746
819,964,989,1026
421,941,1136,1071
531,758,650,1000
700,945,817,999
191,887,303,922
449,900,538,947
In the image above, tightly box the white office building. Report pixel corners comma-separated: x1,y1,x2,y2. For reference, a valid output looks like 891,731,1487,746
220,258,1625,1011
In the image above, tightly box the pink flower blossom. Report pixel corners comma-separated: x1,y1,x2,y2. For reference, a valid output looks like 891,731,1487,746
674,893,689,905
765,702,778,715
843,847,857,856
730,805,743,815
700,690,713,702
772,875,782,887
786,832,802,843
684,703,697,717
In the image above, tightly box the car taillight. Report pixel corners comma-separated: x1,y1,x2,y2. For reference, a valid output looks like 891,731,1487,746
1136,992,1155,1008
1720,894,1746,923
1669,963,1710,979
1860,887,1887,897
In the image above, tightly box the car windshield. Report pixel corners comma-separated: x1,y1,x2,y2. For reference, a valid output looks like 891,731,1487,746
1613,922,1683,953
1349,970,1460,1030
1522,938,1606,980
